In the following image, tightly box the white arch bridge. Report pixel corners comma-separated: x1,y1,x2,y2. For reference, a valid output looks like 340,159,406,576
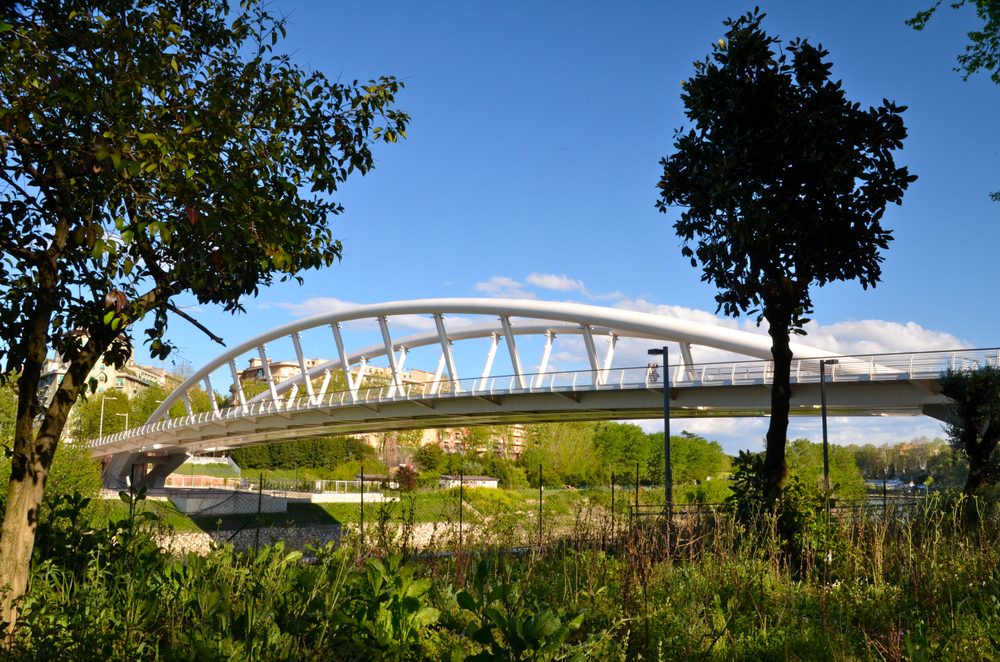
89,298,992,488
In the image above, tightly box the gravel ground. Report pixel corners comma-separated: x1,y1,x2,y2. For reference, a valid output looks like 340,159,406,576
159,524,344,555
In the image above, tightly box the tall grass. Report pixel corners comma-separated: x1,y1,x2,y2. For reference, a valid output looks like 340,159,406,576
3,491,999,660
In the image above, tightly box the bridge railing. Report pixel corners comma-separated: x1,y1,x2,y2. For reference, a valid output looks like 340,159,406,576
88,348,1000,451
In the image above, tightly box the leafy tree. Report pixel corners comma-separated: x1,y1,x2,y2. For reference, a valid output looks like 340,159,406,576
656,10,916,501
70,382,213,441
851,443,895,479
70,390,132,441
413,443,444,472
0,0,407,619
785,438,866,500
488,424,519,458
0,443,103,527
478,453,529,488
924,442,968,488
726,450,822,557
238,378,271,402
460,425,499,454
395,464,418,492
909,1,1000,84
668,432,731,485
939,366,1000,495
908,1,1000,201
518,423,601,487
592,422,651,482
438,450,486,479
230,435,373,471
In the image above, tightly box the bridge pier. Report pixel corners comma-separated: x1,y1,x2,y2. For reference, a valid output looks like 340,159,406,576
103,452,187,491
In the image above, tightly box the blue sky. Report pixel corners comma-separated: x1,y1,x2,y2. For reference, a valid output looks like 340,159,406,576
140,1,998,454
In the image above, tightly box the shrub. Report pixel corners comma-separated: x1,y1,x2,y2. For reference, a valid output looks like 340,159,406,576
0,442,103,526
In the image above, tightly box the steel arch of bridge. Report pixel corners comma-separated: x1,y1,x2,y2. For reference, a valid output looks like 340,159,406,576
143,298,843,421
90,298,988,488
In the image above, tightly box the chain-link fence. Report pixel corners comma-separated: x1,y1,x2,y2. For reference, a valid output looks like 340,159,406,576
162,468,935,555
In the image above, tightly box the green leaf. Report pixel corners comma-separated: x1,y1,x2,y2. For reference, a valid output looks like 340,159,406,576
413,606,440,627
405,577,432,598
456,590,479,612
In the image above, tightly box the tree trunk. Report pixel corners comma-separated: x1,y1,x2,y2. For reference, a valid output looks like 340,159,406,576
963,464,990,496
0,330,102,628
963,441,998,496
0,434,54,625
0,386,78,628
763,311,794,505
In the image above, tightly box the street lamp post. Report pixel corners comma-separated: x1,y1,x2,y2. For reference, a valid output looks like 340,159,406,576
819,358,840,491
99,395,117,439
115,412,129,431
648,347,672,517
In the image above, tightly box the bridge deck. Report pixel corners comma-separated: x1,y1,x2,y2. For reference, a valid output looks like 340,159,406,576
89,352,968,458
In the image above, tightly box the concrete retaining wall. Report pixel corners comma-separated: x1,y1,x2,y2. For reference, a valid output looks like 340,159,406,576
168,489,287,515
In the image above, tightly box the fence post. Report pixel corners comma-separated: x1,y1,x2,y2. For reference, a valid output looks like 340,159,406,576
360,462,365,549
634,462,639,525
610,472,616,547
883,478,887,515
538,464,543,549
254,472,263,553
459,466,464,550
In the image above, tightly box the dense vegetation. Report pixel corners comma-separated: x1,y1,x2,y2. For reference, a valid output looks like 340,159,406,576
515,423,731,489
2,395,997,658
231,436,376,473
3,486,998,659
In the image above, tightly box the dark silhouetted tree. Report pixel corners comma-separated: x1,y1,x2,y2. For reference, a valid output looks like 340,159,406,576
657,10,915,502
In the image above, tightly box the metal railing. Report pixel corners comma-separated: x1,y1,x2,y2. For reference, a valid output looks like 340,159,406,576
89,348,999,451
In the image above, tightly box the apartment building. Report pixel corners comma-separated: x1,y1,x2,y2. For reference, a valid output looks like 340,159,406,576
39,355,172,403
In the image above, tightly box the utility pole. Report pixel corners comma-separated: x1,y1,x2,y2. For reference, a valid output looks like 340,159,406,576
647,346,672,518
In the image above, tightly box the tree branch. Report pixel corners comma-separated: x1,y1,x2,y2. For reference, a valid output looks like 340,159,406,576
0,236,42,263
0,168,44,213
167,302,226,346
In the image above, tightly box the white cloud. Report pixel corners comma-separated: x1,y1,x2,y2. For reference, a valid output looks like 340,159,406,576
606,296,969,365
592,290,627,302
454,281,969,379
477,273,625,303
273,296,359,318
801,319,969,355
784,415,946,446
474,276,537,299
525,272,587,294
